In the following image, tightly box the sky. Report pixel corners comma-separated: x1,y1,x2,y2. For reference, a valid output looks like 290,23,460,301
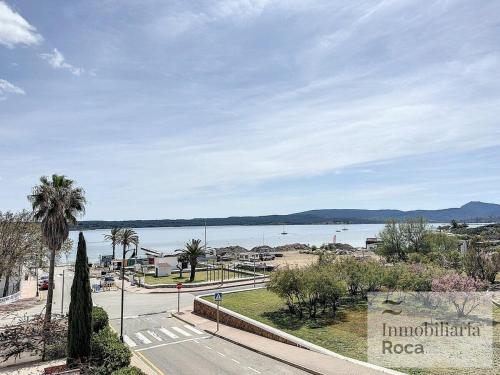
0,0,500,220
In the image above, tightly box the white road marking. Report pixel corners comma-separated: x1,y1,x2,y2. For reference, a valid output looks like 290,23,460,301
193,340,200,344
183,324,204,335
231,358,240,364
135,332,152,344
205,345,213,350
159,327,178,339
147,330,163,341
123,335,137,348
217,351,225,357
172,326,192,337
135,336,211,352
248,367,261,374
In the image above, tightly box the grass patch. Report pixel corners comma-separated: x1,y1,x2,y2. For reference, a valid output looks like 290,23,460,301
204,289,499,375
145,269,248,284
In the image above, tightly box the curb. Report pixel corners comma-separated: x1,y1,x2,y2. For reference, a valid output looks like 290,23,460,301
171,313,324,375
118,280,269,294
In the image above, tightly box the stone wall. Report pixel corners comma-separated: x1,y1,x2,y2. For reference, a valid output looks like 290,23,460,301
193,299,305,348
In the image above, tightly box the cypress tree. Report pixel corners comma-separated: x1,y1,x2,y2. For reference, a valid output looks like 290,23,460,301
67,232,93,366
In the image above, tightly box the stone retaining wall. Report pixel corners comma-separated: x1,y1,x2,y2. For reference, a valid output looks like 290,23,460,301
193,298,304,348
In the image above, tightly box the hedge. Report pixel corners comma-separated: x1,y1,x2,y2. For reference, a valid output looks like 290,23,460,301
92,306,109,333
111,366,147,375
90,327,131,375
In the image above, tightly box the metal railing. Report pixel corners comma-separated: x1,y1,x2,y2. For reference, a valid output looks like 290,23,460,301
0,290,21,305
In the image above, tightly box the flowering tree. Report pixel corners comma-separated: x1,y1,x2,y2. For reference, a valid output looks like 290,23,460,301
431,274,488,317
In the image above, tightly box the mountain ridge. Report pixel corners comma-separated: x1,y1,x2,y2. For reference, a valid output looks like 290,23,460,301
75,201,500,230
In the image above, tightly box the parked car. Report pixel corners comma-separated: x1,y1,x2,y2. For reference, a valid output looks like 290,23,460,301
39,279,54,290
38,275,49,289
102,276,115,287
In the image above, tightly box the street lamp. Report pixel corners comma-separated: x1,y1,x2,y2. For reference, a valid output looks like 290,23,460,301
120,246,134,342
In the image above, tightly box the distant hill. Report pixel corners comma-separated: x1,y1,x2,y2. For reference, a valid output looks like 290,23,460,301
75,201,500,230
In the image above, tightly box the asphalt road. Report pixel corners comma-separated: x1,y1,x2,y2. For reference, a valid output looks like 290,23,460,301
93,280,307,374
108,312,308,375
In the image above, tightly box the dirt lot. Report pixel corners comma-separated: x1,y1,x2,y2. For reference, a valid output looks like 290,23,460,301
269,250,318,268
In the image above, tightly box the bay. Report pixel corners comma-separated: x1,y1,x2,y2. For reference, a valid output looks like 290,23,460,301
67,224,386,263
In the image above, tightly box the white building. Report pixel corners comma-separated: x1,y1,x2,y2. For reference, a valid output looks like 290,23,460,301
154,257,173,277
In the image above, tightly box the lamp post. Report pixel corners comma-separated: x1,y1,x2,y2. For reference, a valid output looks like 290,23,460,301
120,246,133,342
61,269,65,315
253,258,256,287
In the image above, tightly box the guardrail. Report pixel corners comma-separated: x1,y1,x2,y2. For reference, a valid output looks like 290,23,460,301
0,291,21,305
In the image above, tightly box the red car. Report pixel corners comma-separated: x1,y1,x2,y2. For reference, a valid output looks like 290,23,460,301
39,279,49,290
38,278,54,290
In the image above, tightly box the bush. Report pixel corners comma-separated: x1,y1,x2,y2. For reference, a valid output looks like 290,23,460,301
90,327,131,375
268,264,347,319
111,366,147,375
92,306,109,333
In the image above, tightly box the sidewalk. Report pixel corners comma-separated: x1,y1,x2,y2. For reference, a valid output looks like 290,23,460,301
117,277,268,294
173,310,401,375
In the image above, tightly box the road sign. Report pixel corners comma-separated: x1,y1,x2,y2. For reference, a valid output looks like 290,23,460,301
214,292,223,301
176,282,183,290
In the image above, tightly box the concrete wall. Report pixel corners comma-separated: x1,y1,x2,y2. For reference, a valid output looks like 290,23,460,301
193,298,303,347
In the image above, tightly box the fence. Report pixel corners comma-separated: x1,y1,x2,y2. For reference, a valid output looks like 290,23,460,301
0,290,21,305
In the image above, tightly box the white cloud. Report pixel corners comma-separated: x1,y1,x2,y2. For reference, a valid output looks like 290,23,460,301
0,1,42,47
0,78,25,100
39,48,84,75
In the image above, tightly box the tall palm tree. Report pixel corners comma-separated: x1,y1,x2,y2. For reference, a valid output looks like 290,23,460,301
28,175,86,323
104,228,121,260
176,239,205,282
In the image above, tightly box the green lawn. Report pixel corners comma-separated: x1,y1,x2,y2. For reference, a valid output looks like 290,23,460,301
204,289,499,375
145,269,248,284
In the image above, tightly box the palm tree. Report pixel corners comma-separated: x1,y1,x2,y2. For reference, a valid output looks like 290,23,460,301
116,228,138,271
28,175,86,323
176,239,205,282
104,228,121,260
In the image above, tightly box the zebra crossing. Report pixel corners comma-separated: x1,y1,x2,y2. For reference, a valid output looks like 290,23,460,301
123,324,207,349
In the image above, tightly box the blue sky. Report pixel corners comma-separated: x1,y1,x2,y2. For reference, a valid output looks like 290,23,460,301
1,0,499,220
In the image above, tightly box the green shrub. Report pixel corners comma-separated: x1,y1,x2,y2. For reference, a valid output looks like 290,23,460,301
90,327,131,375
111,366,147,375
92,306,109,333
44,341,67,361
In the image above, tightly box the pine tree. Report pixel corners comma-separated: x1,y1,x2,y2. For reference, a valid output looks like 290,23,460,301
67,232,93,366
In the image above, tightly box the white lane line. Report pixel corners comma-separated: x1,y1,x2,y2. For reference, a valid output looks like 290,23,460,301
147,330,163,341
193,340,200,344
205,345,213,350
231,359,240,364
172,326,192,337
217,351,226,357
183,324,204,335
159,327,178,339
135,332,152,344
248,367,261,374
123,335,137,348
135,336,211,352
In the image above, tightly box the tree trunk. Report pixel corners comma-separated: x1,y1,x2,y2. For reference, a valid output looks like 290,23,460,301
45,248,57,324
189,263,196,282
112,242,115,260
2,272,10,297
